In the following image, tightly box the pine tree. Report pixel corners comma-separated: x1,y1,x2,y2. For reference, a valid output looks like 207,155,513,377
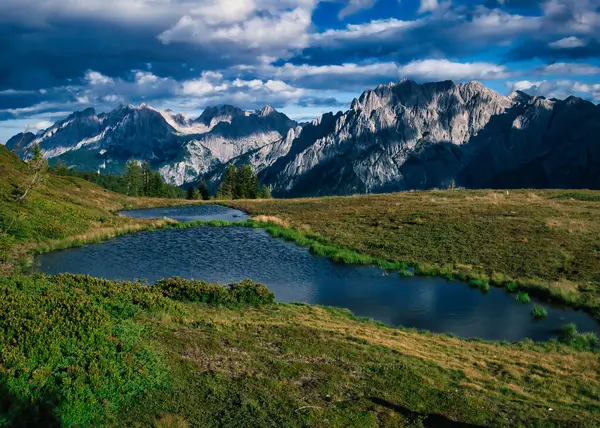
260,185,272,199
198,179,210,200
141,161,152,196
150,172,165,197
216,164,262,200
186,184,195,200
124,160,143,196
236,165,257,199
217,165,237,200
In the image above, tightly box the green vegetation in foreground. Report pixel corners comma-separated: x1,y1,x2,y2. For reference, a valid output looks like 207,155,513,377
0,274,272,426
1,275,600,427
516,292,532,304
225,190,600,316
531,305,548,318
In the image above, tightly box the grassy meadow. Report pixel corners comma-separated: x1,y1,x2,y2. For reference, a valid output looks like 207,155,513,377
2,144,600,426
1,274,599,427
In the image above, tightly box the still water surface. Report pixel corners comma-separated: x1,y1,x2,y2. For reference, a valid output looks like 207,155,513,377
35,205,600,342
119,204,249,222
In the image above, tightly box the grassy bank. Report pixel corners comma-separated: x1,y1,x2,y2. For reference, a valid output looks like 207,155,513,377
1,274,599,427
225,191,600,315
0,145,195,275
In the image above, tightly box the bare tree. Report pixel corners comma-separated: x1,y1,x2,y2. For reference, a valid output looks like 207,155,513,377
448,178,456,191
17,142,47,203
10,126,30,154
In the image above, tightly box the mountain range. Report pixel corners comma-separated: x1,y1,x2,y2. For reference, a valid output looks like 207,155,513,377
7,80,600,195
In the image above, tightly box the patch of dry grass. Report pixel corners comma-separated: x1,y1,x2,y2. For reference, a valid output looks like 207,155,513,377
252,215,290,228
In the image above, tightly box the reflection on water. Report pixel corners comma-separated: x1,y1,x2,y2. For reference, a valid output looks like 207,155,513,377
35,209,600,342
119,204,249,222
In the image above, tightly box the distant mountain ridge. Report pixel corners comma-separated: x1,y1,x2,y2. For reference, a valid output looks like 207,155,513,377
7,103,298,186
258,80,600,195
7,80,600,193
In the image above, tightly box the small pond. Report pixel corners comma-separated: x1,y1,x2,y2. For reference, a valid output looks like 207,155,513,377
35,205,600,342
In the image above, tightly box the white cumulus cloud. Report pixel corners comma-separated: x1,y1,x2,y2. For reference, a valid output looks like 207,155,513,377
549,36,586,48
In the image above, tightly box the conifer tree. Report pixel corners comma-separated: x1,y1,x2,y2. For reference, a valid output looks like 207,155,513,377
260,185,272,199
215,164,266,200
198,179,210,200
217,165,237,200
124,160,143,196
186,184,195,200
141,161,152,195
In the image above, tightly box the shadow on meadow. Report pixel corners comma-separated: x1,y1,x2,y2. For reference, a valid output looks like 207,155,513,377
0,384,60,428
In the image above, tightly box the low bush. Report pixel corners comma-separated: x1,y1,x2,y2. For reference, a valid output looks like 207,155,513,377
559,323,599,351
531,305,548,318
155,277,274,306
516,292,531,304
0,274,168,426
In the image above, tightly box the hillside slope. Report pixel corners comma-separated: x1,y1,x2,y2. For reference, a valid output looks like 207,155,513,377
2,274,599,427
0,144,184,273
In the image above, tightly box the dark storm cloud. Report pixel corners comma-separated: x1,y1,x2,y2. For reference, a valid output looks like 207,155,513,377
507,38,600,61
291,1,600,66
0,19,269,92
0,91,46,110
483,0,544,10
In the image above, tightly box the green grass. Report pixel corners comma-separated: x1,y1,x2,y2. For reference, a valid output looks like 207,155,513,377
469,278,490,292
516,292,531,304
0,274,273,426
2,274,599,427
559,323,599,351
531,305,548,318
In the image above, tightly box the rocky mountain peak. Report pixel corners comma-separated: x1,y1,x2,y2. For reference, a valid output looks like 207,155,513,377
508,90,532,104
259,105,276,117
196,105,245,125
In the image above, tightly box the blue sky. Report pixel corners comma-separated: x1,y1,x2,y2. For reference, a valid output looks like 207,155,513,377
1,0,599,142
